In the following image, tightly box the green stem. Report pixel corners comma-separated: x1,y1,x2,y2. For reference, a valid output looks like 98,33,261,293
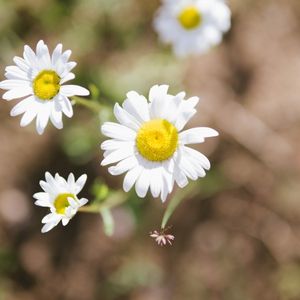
72,96,102,113
161,182,199,229
78,191,127,214
78,205,101,213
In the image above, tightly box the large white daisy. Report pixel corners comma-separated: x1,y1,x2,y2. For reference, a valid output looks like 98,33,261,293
0,40,90,134
33,172,88,233
100,84,218,202
153,0,231,57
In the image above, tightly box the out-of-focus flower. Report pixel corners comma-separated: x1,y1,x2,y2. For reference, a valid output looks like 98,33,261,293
150,229,175,246
101,84,218,202
33,172,88,233
0,40,89,134
153,0,231,57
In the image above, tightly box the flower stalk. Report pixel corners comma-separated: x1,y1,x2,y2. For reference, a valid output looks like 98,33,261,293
161,182,199,229
73,96,102,114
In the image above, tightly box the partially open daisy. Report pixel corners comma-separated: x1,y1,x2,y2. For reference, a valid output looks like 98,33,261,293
33,172,88,233
0,40,89,134
101,84,218,202
153,0,231,57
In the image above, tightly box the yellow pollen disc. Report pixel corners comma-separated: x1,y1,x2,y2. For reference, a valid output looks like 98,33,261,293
178,6,202,30
54,193,75,215
136,119,178,162
33,70,60,100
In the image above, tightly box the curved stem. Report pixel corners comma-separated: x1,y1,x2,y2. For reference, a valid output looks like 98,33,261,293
72,96,102,114
78,191,127,214
161,182,199,229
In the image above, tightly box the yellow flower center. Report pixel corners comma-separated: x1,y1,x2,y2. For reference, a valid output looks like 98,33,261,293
136,119,178,162
33,70,60,100
178,6,202,30
54,193,75,215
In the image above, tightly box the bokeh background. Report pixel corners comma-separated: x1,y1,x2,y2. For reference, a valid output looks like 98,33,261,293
1,0,300,299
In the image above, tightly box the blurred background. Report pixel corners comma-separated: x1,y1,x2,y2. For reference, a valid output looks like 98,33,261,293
1,0,300,299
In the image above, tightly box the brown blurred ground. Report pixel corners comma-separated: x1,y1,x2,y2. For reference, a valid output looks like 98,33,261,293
1,0,300,299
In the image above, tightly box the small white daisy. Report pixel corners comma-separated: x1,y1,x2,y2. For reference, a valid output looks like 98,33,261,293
0,40,90,134
100,84,218,202
153,0,231,57
33,172,88,233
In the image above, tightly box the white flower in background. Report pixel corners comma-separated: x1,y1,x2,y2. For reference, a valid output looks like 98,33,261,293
33,172,88,233
153,0,231,57
100,84,218,202
0,40,90,134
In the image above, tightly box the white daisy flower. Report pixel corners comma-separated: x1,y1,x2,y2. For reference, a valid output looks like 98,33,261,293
0,40,90,135
153,0,231,57
100,84,218,202
33,172,88,233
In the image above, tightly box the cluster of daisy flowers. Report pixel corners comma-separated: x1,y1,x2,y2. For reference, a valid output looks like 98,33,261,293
0,0,231,244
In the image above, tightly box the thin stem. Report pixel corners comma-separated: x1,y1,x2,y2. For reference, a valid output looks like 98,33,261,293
78,206,101,213
78,191,127,214
161,182,199,229
72,96,102,114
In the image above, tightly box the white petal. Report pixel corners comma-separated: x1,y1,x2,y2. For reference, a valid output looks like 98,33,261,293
101,140,135,151
150,167,162,198
13,56,30,73
75,174,87,194
56,95,73,117
178,150,200,180
67,173,75,186
60,73,75,84
20,109,38,127
2,86,33,100
149,84,169,102
101,147,134,166
51,43,63,65
123,91,150,123
50,108,63,129
10,96,35,116
42,213,60,224
135,169,151,198
68,197,78,209
101,122,136,141
79,198,88,206
5,66,28,80
149,85,171,119
61,50,72,63
33,191,49,201
183,146,211,170
113,103,140,131
41,219,60,233
23,45,38,66
108,155,138,175
39,180,51,193
60,85,90,97
0,79,30,90
36,108,50,135
174,168,189,188
180,127,219,144
58,62,77,77
123,165,143,192
36,40,51,68
175,96,200,131
45,172,57,186
62,218,70,226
